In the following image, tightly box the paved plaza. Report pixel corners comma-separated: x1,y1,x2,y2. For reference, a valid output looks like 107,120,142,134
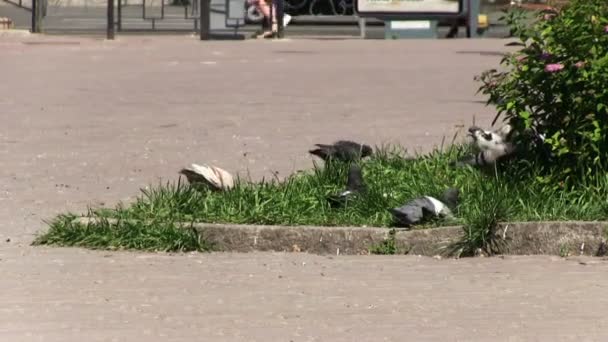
2,34,608,341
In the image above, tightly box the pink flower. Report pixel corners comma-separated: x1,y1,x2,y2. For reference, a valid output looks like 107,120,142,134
575,61,586,69
605,25,608,33
545,63,564,72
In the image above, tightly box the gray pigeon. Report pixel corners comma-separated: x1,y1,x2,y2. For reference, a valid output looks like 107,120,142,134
390,188,459,228
309,140,373,162
327,164,366,207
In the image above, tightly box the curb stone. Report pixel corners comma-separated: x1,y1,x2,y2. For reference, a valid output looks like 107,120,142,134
71,217,608,257
0,29,31,37
495,221,608,257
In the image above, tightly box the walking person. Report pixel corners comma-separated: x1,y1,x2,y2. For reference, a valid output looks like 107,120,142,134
248,0,292,38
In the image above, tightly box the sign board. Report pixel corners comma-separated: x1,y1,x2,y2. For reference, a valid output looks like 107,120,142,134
355,0,463,18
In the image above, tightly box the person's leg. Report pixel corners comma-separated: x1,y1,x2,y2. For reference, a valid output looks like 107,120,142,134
266,2,291,36
276,4,291,28
249,0,273,37
445,18,459,38
257,0,271,19
258,0,276,37
255,0,291,38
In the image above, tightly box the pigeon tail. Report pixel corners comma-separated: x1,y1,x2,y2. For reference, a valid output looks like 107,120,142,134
309,145,335,161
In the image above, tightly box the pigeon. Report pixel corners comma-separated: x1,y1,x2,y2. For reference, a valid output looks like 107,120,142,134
327,164,366,207
179,163,234,191
390,188,460,228
309,140,373,162
453,124,515,168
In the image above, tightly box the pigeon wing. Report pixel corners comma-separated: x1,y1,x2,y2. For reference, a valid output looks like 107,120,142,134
422,196,453,217
334,141,364,161
179,168,208,185
390,204,423,227
181,164,234,190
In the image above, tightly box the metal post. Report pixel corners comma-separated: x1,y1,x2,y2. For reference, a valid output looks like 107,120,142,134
31,0,37,33
199,0,210,40
357,16,366,39
275,0,284,38
107,0,115,39
117,0,122,31
468,0,480,38
31,0,42,33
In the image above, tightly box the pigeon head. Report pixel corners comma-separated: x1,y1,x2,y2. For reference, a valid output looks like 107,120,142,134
327,164,366,208
360,145,373,158
468,125,483,136
468,126,492,141
469,126,509,152
441,188,460,209
346,164,365,192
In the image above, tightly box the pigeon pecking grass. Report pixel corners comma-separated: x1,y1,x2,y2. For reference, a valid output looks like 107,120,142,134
179,164,234,191
309,140,373,163
327,163,367,207
390,188,460,228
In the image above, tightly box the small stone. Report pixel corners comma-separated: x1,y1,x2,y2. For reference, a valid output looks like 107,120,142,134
474,248,486,257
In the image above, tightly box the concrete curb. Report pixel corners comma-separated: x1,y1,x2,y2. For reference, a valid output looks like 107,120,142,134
494,221,608,257
0,29,31,37
72,217,608,257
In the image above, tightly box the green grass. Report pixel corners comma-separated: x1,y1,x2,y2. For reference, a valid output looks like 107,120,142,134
33,143,608,254
35,215,211,252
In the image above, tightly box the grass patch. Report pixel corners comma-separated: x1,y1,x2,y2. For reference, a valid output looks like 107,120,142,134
34,144,608,254
369,228,399,255
33,214,211,252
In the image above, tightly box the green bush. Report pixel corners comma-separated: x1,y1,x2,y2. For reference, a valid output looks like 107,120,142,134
476,0,608,186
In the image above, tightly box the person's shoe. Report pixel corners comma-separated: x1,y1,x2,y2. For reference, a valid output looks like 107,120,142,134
262,31,277,39
283,14,292,27
250,29,264,39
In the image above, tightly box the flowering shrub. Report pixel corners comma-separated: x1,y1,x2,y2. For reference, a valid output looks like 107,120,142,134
476,0,608,185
